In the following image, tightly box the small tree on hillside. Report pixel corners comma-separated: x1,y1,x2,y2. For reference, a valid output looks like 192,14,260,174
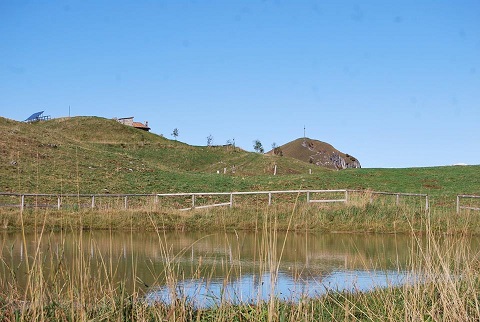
207,134,213,147
171,128,179,141
253,139,264,153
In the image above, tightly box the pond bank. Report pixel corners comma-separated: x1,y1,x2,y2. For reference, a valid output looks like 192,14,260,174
1,202,479,235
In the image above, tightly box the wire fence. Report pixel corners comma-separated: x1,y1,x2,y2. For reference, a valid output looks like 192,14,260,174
0,190,431,212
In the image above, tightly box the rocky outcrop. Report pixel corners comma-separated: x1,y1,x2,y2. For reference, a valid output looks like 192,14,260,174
328,151,361,170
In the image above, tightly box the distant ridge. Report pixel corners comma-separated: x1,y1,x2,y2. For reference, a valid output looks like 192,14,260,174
267,138,361,170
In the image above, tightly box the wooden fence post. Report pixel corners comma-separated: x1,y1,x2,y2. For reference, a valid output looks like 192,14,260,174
456,195,460,214
268,192,272,206
230,193,233,208
306,191,310,203
91,196,95,209
396,194,400,206
124,196,128,209
192,194,195,209
344,190,348,204
425,195,429,211
20,195,24,212
57,196,61,210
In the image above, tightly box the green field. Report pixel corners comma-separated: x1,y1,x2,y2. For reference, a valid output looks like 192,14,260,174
1,115,479,234
1,116,478,203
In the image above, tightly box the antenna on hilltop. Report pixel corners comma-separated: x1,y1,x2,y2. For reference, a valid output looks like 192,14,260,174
304,125,306,139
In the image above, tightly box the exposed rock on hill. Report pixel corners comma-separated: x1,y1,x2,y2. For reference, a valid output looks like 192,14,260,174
267,138,361,170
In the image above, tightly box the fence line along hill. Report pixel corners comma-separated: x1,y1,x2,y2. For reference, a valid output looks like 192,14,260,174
0,116,478,205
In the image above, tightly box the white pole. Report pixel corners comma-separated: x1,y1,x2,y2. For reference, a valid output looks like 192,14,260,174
456,195,460,214
273,164,277,175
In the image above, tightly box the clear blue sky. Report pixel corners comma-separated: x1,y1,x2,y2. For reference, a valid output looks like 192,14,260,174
1,1,479,168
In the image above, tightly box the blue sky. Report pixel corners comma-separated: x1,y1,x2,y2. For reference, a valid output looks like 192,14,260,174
1,1,479,168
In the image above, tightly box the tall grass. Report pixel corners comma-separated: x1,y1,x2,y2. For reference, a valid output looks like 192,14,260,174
0,203,479,321
2,191,479,235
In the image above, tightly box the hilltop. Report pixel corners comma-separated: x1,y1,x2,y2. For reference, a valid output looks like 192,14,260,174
267,138,361,170
0,116,317,194
0,116,478,201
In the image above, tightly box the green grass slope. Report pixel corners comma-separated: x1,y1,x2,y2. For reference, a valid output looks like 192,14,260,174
0,116,316,194
0,116,478,204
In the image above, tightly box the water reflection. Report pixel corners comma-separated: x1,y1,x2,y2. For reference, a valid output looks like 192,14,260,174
0,230,475,306
146,270,411,307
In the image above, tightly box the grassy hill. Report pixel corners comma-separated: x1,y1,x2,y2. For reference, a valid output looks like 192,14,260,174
267,137,361,169
0,116,479,204
0,116,318,194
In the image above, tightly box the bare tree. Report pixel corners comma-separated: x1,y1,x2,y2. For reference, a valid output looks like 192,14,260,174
207,134,213,146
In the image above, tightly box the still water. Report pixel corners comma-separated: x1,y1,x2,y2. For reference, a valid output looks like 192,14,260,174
1,230,474,307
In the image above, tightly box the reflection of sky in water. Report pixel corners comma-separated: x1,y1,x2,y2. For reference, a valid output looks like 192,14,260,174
145,270,412,308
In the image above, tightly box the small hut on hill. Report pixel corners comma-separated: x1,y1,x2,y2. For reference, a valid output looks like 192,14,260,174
116,117,150,131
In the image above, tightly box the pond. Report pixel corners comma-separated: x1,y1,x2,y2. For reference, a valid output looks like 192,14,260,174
1,230,475,307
